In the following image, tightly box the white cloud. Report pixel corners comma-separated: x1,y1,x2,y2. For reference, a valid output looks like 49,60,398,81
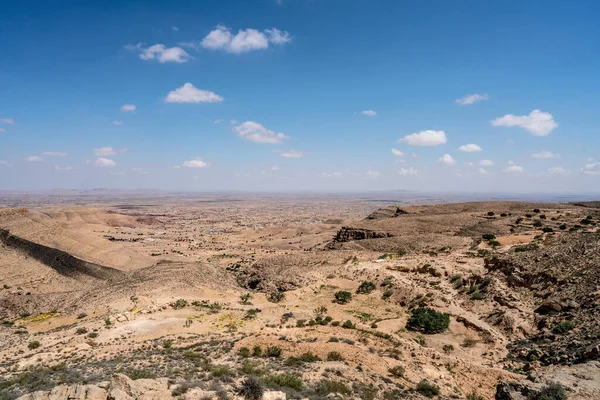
503,165,524,173
0,118,14,124
458,144,482,152
464,162,474,166
491,109,558,136
391,148,404,156
182,158,209,168
399,130,447,146
532,151,560,159
121,104,136,112
319,172,343,178
0,128,5,133
398,167,422,176
172,26,179,32
201,25,291,54
55,166,73,171
456,93,488,105
479,159,494,166
94,158,116,167
126,43,191,63
366,170,380,178
25,156,43,162
548,167,567,175
280,150,304,158
132,167,149,174
113,120,124,126
213,119,224,124
395,159,407,164
234,121,288,143
165,83,223,104
412,153,418,158
361,110,377,116
0,160,13,167
230,120,238,125
478,167,488,175
93,146,116,157
42,152,67,157
270,165,279,170
582,162,600,175
438,154,456,166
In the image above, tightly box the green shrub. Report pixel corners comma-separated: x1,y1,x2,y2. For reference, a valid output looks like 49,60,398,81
327,351,344,361
462,338,478,348
240,376,264,400
128,369,156,380
382,289,394,300
76,327,88,335
542,227,554,233
530,382,567,400
416,379,440,397
406,307,449,334
296,319,306,327
533,221,543,227
356,281,376,294
267,292,285,303
533,208,540,213
252,345,263,357
442,344,454,354
334,291,353,304
482,233,496,240
28,341,40,350
342,320,355,329
264,346,282,358
467,392,485,400
87,332,98,339
263,373,303,391
163,339,173,349
287,352,321,363
238,347,250,358
315,380,351,395
173,299,188,309
487,211,495,216
77,312,87,319
552,321,575,334
240,293,253,304
470,291,486,300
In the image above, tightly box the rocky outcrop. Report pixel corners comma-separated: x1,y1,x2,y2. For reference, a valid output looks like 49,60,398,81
16,374,287,400
333,227,392,242
365,206,407,220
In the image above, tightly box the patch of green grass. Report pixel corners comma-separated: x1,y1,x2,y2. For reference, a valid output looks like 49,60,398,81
416,379,440,398
263,373,303,391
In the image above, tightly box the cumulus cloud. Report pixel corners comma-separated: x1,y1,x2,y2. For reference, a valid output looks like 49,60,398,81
0,160,13,167
503,165,524,173
201,25,291,54
182,158,209,168
0,118,14,124
398,167,422,176
319,171,343,178
479,159,494,166
438,154,456,166
94,158,116,167
234,121,288,144
582,162,600,175
391,148,404,156
126,43,191,63
280,150,304,158
532,151,560,159
548,167,567,175
93,146,116,157
478,167,488,175
361,110,377,116
366,170,380,178
458,144,482,152
121,104,136,112
113,120,124,125
491,109,558,136
42,152,67,157
55,166,73,171
165,83,223,104
25,156,43,162
399,130,447,146
456,93,488,105
464,162,474,166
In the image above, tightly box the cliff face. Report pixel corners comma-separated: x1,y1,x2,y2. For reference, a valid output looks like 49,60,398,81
333,227,392,242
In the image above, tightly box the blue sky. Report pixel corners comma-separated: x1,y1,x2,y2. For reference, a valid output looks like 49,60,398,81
1,0,599,192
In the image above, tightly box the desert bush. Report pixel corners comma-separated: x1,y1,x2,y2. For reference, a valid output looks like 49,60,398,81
163,339,173,349
334,291,353,304
87,332,98,339
388,365,405,378
104,317,111,326
240,293,253,304
487,211,495,216
382,289,394,300
314,305,328,317
28,341,40,350
406,307,449,334
264,346,282,358
356,281,376,294
128,369,156,380
482,233,496,240
285,352,321,365
533,208,540,213
327,351,344,361
542,227,554,233
267,292,285,303
77,312,87,319
252,345,263,357
442,344,454,354
529,382,567,400
467,392,485,400
416,379,440,397
462,338,478,348
342,320,355,329
552,321,575,334
173,299,188,309
470,291,486,300
315,380,351,395
263,373,303,391
75,327,87,335
239,376,264,400
238,347,250,358
296,319,306,327
210,365,232,378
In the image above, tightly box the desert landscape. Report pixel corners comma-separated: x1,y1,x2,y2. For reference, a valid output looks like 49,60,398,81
0,192,598,400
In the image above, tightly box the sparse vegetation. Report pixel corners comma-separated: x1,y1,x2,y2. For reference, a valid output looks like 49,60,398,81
239,376,264,400
27,341,40,350
334,290,353,304
173,299,188,309
267,291,285,303
406,307,450,334
326,351,344,361
356,281,376,294
552,321,575,334
529,382,568,400
416,379,440,397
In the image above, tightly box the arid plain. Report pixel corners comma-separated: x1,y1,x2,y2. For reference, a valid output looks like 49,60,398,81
1,192,599,400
